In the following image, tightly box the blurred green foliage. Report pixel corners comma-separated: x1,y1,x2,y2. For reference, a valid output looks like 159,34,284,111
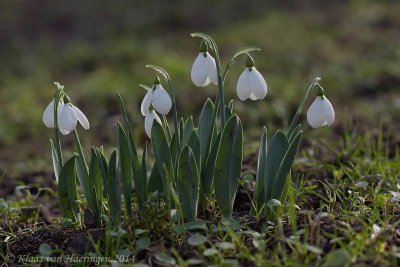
0,1,399,175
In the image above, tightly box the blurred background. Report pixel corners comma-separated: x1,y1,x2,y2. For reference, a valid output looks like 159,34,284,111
0,0,399,193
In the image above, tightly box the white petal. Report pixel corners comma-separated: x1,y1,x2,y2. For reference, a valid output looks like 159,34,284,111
236,69,252,101
152,85,172,115
43,100,55,128
58,104,78,133
144,111,162,138
249,93,257,101
206,53,218,85
307,97,331,128
140,89,153,116
43,100,64,128
72,105,90,130
322,97,335,126
59,127,72,135
191,53,211,87
249,67,267,99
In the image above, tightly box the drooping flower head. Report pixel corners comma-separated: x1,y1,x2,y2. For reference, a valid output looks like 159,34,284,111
43,89,90,135
307,85,335,128
140,77,172,116
236,55,268,101
191,41,218,87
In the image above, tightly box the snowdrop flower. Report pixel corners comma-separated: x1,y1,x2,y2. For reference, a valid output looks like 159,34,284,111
236,56,267,101
191,42,218,87
43,99,64,128
140,78,172,116
152,79,172,115
307,87,335,128
144,110,162,138
57,97,90,135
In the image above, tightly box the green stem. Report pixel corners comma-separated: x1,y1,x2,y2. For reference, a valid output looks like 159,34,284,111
53,100,63,170
162,115,172,143
287,77,321,137
72,130,88,172
215,59,225,127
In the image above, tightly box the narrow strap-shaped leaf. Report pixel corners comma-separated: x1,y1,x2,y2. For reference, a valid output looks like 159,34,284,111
288,123,301,143
264,131,289,203
95,148,108,198
147,162,164,196
58,156,80,222
177,146,200,221
91,186,101,227
118,123,133,218
182,116,194,145
187,130,201,166
138,143,148,209
214,115,243,218
253,126,268,214
72,130,91,204
151,122,174,206
271,131,303,200
88,148,103,218
202,132,221,197
199,99,216,168
107,150,121,226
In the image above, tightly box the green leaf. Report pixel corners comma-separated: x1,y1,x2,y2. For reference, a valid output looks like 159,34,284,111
58,156,80,222
199,99,215,165
151,122,174,204
187,130,201,165
288,123,301,143
272,131,303,200
214,115,243,218
107,150,121,226
88,148,103,226
185,220,207,231
147,162,164,197
39,243,52,257
136,237,151,250
138,143,148,208
50,139,61,182
118,123,133,218
264,131,289,203
187,233,207,246
203,248,219,257
253,126,267,214
177,146,200,221
202,133,221,197
145,64,171,82
182,116,194,145
72,131,90,205
95,148,108,198
155,254,176,266
216,242,235,250
116,93,141,211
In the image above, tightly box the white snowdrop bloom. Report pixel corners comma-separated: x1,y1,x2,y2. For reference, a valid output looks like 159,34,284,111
152,84,172,115
140,89,153,116
43,99,64,128
58,103,90,135
144,110,162,138
191,52,218,87
307,95,335,128
236,56,267,101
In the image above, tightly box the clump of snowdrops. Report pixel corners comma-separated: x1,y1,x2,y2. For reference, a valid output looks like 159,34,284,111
43,33,335,228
